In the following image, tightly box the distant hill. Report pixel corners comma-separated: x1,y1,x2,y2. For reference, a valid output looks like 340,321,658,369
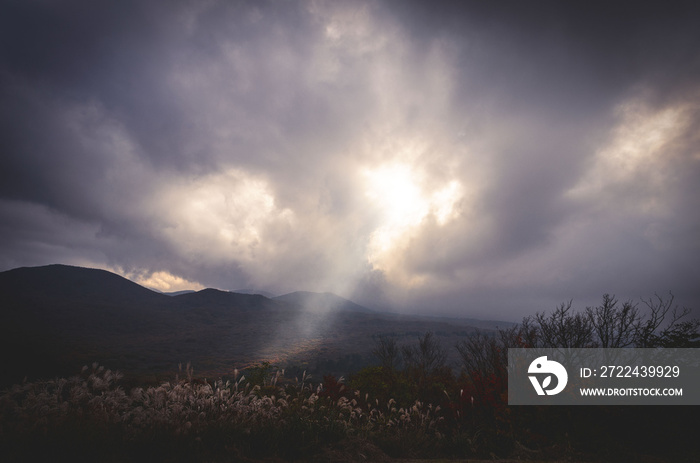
0,264,175,337
274,291,376,314
163,289,196,296
173,287,273,309
0,264,493,388
0,265,174,386
232,289,277,298
0,264,166,305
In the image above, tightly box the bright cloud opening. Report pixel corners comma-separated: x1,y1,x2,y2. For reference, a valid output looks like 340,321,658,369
362,162,463,282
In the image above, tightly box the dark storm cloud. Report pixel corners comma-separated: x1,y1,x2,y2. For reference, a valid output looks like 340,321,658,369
394,0,700,89
1,0,699,320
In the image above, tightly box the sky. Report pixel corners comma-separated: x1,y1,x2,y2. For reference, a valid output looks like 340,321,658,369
1,0,699,321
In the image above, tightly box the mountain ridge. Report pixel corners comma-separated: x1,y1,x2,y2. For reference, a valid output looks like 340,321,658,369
0,264,495,388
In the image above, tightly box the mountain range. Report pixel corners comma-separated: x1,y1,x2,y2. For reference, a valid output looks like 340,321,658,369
0,264,505,387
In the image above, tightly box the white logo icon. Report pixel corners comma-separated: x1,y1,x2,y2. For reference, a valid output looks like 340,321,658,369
528,356,568,395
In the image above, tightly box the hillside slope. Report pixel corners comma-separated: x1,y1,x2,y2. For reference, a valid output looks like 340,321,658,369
0,265,489,387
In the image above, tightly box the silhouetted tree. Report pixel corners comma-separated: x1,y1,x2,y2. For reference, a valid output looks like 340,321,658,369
372,335,402,372
456,330,505,405
402,331,447,380
586,293,639,347
634,292,698,347
456,332,502,382
528,300,595,348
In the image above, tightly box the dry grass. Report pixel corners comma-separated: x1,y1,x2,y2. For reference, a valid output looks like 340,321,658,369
0,363,448,462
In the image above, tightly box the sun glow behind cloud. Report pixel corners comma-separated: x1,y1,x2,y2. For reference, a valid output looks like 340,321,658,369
362,162,463,284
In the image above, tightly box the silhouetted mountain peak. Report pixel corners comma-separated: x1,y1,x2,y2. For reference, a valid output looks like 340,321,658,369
0,264,166,305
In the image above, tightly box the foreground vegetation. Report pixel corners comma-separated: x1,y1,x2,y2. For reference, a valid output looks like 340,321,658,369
1,293,698,462
1,363,447,462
